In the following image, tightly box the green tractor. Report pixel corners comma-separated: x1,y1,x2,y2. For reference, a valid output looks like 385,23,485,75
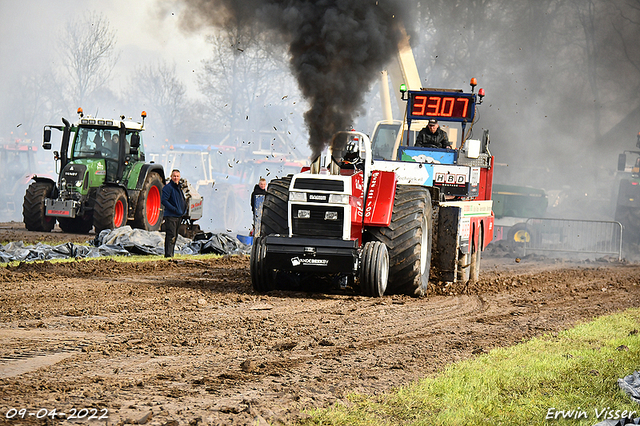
614,132,640,245
23,108,165,234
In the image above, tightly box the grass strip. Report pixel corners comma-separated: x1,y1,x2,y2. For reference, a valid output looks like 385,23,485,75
303,309,640,426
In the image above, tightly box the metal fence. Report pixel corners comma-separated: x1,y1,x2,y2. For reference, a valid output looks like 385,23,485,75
523,218,623,260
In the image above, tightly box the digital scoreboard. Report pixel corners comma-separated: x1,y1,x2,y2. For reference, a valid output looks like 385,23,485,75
407,91,476,122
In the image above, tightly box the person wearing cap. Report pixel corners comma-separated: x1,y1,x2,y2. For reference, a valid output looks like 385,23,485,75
416,119,451,149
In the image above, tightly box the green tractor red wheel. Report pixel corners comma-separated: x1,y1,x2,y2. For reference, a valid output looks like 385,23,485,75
93,187,129,233
114,197,125,227
132,172,163,231
146,185,161,224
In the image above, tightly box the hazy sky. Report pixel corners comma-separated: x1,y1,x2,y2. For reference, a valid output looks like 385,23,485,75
0,0,210,97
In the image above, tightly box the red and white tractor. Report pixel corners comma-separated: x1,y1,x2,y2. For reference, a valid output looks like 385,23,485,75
251,80,494,296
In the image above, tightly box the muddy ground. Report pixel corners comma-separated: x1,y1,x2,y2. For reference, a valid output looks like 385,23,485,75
1,221,639,425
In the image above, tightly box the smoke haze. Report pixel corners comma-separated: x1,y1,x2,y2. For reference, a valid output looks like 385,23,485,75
178,0,412,158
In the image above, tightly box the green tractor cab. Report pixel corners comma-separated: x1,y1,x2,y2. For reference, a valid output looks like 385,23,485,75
23,109,165,234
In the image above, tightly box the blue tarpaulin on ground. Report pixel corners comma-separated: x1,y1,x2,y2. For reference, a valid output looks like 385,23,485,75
0,226,249,263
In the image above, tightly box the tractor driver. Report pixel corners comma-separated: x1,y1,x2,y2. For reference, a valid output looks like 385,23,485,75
110,133,120,157
415,119,451,149
101,131,119,158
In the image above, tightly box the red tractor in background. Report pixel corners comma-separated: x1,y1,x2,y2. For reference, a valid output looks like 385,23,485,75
0,139,46,222
251,79,494,297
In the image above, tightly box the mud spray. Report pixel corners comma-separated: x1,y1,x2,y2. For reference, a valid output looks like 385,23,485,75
176,0,413,158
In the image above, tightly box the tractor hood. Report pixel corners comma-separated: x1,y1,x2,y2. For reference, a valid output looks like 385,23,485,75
61,159,107,195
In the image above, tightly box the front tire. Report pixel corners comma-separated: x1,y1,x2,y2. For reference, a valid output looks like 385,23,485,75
132,172,163,231
367,185,432,296
23,181,56,232
251,236,275,292
94,187,128,233
360,241,389,297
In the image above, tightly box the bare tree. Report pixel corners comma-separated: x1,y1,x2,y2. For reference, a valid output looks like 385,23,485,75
571,0,606,138
561,0,640,143
412,0,505,86
14,70,66,137
129,61,188,144
609,0,640,97
198,22,299,139
59,11,119,108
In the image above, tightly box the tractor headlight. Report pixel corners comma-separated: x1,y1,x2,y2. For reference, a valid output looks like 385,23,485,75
75,180,83,187
61,178,67,187
328,194,349,204
297,209,311,219
324,211,339,221
289,191,306,202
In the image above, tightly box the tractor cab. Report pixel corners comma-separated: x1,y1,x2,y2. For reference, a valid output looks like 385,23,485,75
371,80,492,201
70,125,142,183
43,108,146,187
371,79,488,166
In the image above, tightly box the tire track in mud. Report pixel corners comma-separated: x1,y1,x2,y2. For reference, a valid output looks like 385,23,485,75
180,265,640,406
183,294,489,394
95,269,491,398
0,330,107,379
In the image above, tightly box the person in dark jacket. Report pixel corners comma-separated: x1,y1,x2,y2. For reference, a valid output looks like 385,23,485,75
161,169,187,257
251,178,268,214
250,178,268,236
415,119,451,149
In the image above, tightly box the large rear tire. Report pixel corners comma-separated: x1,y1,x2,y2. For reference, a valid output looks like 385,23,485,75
360,241,389,297
367,185,432,296
23,181,56,232
132,172,163,231
250,236,276,292
58,215,93,234
94,187,128,233
259,176,291,236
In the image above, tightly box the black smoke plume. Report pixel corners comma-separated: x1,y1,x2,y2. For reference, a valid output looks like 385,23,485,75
177,0,413,158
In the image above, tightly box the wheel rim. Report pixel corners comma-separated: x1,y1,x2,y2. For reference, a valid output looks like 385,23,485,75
114,199,125,227
380,247,389,292
513,229,531,243
146,185,161,225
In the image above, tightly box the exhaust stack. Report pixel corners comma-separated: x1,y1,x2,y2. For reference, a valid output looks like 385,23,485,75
310,155,321,174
